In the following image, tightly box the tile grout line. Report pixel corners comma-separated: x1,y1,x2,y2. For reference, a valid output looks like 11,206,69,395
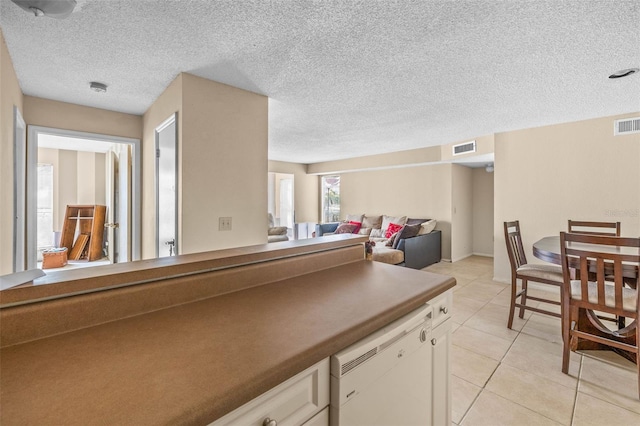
455,281,579,426
569,353,584,426
434,259,640,425
457,300,532,425
459,309,576,426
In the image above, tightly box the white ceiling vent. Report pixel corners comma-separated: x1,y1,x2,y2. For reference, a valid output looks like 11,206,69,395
452,140,476,156
614,117,640,135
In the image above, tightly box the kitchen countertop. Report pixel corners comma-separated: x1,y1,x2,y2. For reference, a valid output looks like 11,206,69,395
0,259,454,425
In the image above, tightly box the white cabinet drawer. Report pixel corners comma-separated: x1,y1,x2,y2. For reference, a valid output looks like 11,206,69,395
430,289,452,327
211,358,329,426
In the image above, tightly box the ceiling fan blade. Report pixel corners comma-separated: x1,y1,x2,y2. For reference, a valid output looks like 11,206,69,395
10,0,77,19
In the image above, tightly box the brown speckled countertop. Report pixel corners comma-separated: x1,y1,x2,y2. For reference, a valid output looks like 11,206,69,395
0,260,454,425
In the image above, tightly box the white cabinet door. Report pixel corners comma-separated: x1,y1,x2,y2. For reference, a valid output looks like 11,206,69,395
430,290,453,328
302,406,328,426
210,358,329,426
430,318,452,426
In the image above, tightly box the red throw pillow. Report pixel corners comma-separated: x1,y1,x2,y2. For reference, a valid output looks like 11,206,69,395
385,222,403,239
335,223,358,234
348,221,362,234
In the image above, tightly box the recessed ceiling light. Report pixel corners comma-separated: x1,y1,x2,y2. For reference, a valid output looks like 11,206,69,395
89,82,107,93
609,68,639,79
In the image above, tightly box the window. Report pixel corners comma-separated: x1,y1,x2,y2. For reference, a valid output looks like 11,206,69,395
321,175,340,223
37,163,54,252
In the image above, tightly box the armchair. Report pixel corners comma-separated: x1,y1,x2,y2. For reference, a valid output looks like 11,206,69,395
268,213,288,243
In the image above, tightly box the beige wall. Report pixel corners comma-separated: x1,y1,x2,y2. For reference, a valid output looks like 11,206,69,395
307,145,441,175
142,73,268,257
180,73,268,254
268,160,319,223
493,112,640,282
472,168,494,256
451,165,473,261
58,150,77,232
339,164,454,260
76,151,106,205
0,30,24,274
23,96,142,140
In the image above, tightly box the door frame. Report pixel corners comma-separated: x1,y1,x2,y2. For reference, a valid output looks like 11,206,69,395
154,113,179,257
13,106,27,272
25,126,142,269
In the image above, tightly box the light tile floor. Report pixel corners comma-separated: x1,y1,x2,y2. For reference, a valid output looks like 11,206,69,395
424,256,640,426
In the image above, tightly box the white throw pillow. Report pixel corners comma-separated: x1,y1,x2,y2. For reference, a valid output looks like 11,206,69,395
370,228,383,238
345,213,364,223
418,219,437,235
380,215,407,235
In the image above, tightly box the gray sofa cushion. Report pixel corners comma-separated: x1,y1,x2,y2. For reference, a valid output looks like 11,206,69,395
392,223,422,249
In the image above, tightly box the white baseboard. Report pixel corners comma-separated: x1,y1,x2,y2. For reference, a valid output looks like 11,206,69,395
450,253,495,263
472,252,494,258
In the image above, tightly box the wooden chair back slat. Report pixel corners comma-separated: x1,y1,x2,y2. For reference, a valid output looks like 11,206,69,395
504,221,528,270
561,231,640,315
560,231,640,400
615,260,624,308
504,221,563,330
568,220,621,236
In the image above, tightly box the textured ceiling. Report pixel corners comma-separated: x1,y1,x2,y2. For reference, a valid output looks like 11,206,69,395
1,0,639,164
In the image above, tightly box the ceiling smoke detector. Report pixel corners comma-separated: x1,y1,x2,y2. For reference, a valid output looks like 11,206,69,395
609,68,639,79
10,0,76,19
90,82,108,93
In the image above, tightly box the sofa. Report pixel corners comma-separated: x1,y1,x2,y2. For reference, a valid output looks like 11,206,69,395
315,214,441,269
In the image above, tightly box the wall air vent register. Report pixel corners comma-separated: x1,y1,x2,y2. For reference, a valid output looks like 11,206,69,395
452,140,476,156
614,117,640,135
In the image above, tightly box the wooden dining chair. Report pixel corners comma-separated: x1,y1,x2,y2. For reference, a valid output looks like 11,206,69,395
559,232,640,398
567,220,621,236
504,221,564,329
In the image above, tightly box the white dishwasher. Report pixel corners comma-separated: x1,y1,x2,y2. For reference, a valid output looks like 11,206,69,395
330,304,433,426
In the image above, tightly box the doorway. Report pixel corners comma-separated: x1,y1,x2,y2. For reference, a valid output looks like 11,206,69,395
23,126,141,270
13,107,26,272
155,113,178,258
268,172,294,237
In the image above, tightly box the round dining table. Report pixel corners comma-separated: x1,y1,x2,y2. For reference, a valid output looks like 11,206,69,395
532,236,564,264
533,235,639,279
532,235,638,363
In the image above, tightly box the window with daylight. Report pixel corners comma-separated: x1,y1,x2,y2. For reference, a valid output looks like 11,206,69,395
37,163,54,252
321,175,340,223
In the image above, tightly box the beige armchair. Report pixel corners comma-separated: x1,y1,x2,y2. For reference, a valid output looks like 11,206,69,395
268,213,289,243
